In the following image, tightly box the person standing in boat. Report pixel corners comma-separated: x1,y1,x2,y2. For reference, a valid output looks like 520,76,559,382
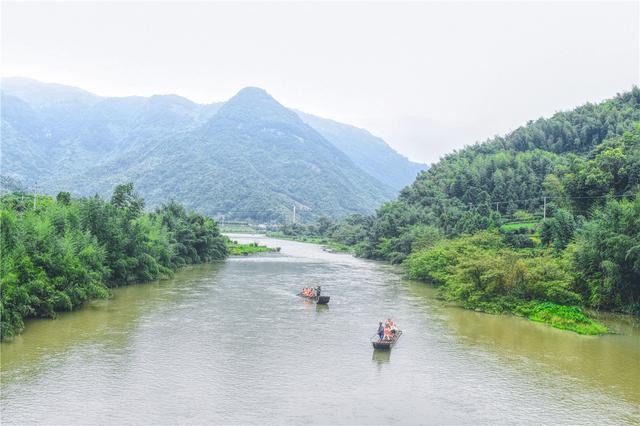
315,286,321,298
377,321,384,341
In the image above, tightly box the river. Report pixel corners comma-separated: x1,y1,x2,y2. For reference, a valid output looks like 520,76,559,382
1,235,639,424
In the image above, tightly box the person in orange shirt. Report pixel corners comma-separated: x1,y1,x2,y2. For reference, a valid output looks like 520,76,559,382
383,325,391,340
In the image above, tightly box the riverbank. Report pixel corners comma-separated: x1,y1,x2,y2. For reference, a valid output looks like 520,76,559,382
266,231,611,335
266,232,352,253
226,239,279,255
2,234,276,341
456,299,608,335
0,187,228,341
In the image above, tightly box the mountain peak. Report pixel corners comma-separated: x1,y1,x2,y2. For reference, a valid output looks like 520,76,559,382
235,86,270,97
224,86,280,109
214,86,301,125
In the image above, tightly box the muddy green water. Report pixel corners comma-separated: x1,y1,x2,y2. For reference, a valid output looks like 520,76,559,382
1,235,639,424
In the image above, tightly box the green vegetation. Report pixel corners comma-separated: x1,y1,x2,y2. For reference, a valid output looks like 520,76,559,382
403,231,609,334
226,240,277,255
220,224,259,233
499,222,538,232
526,303,608,335
0,183,227,340
278,89,640,333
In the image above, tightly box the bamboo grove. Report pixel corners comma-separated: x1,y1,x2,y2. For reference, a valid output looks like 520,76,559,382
0,183,227,339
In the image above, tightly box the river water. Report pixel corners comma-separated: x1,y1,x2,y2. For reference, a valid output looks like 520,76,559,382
1,235,639,424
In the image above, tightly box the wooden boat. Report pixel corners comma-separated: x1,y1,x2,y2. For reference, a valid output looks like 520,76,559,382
371,330,403,350
297,292,330,305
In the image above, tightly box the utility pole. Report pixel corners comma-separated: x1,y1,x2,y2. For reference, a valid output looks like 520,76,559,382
292,204,296,224
442,199,447,235
543,196,547,221
33,182,37,210
495,202,499,213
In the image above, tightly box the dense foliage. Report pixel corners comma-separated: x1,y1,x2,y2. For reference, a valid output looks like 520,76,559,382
281,89,640,324
0,184,227,339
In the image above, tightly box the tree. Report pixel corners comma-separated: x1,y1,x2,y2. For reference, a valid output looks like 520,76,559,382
56,191,71,205
541,209,576,250
573,196,640,313
111,182,144,219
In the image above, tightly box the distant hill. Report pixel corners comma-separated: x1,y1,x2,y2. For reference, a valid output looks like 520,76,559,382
1,81,223,183
1,76,101,106
0,77,419,220
0,176,25,194
296,111,425,190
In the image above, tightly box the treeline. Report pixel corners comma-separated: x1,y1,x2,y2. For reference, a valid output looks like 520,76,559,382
280,89,640,329
0,183,227,339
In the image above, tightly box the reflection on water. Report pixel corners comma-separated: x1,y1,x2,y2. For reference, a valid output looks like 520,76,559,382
316,304,330,313
1,234,639,424
1,263,225,384
372,349,391,364
406,280,640,411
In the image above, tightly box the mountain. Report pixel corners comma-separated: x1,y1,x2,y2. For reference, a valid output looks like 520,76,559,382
0,176,25,194
1,78,407,220
296,111,425,190
1,79,224,184
1,76,101,107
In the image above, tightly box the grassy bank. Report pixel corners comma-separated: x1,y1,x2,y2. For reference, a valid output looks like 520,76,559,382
449,296,608,335
524,302,608,335
226,240,278,255
220,224,259,233
267,232,353,253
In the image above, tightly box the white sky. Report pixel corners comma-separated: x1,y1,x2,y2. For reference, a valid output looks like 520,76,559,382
2,1,639,163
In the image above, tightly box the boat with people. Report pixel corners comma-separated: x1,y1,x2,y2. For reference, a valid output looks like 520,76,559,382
297,286,330,304
371,319,402,350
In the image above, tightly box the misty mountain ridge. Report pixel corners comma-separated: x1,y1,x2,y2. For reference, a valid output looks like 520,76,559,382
1,77,425,220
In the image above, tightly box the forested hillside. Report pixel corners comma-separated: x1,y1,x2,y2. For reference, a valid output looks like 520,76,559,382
1,77,422,219
364,88,640,253
296,111,425,190
47,87,394,220
1,78,223,184
0,183,228,339
279,88,640,328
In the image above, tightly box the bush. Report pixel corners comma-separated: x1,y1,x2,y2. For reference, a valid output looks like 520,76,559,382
403,229,605,333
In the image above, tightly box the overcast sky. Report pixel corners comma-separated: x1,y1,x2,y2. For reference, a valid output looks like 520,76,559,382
2,1,638,163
